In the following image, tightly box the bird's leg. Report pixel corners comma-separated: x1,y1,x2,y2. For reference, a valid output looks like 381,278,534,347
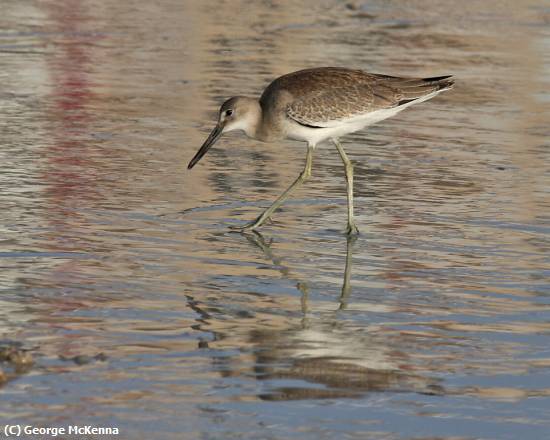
231,144,314,231
339,233,357,310
332,138,359,236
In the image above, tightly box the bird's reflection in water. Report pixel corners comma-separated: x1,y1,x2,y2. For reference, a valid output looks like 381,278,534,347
243,231,355,312
240,231,444,400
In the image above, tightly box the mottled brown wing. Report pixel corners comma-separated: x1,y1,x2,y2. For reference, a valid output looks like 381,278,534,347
275,68,452,128
287,84,402,127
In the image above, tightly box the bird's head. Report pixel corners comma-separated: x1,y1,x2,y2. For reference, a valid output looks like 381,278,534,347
188,97,260,169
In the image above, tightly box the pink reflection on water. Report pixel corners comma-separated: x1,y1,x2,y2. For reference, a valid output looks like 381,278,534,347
43,0,103,212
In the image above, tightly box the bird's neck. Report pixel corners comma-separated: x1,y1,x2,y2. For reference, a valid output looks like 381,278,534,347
239,98,278,142
243,99,264,141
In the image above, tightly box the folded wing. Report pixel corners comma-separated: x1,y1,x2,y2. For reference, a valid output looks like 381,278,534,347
281,68,453,128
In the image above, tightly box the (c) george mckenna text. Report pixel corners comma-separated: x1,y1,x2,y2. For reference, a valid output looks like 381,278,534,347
23,425,119,436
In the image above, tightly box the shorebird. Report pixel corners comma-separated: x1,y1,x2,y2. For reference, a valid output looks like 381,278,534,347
188,67,453,235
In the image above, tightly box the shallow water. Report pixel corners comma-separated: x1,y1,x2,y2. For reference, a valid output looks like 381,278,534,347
1,1,549,439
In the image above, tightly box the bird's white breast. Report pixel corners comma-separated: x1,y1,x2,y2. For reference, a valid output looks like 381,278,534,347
284,106,405,146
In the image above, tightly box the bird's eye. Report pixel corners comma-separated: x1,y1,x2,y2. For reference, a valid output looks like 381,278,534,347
225,109,233,117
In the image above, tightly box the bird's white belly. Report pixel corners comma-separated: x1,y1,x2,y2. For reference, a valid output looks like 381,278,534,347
284,106,406,146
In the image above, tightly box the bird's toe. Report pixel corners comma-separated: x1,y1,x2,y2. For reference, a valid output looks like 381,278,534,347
345,223,360,237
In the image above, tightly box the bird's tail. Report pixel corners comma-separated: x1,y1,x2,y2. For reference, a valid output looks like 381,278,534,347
421,75,454,91
394,75,454,106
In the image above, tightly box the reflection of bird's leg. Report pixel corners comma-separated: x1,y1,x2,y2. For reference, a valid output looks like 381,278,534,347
240,230,311,316
339,234,356,310
231,144,314,231
240,229,355,314
332,138,359,236
297,282,310,316
243,230,289,276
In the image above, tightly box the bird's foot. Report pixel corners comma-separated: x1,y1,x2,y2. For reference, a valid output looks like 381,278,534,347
345,223,360,237
229,222,256,232
229,215,271,232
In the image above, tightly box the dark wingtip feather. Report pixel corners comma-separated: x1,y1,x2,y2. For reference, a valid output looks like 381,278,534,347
422,75,454,90
422,75,453,82
397,98,418,106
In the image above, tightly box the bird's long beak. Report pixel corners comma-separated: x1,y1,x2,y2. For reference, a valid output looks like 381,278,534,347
188,122,224,169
